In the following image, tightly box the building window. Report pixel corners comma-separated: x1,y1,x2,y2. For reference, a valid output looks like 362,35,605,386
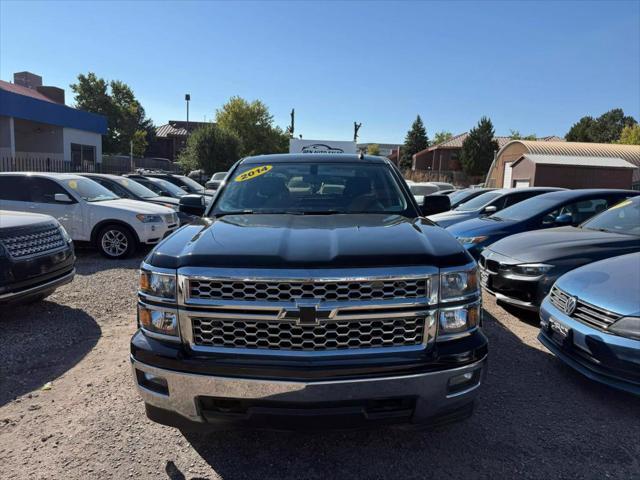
71,143,96,166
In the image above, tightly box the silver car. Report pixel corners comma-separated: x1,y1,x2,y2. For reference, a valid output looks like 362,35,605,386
539,252,640,395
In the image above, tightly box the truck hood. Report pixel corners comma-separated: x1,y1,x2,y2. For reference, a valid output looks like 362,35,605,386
555,253,640,316
92,198,176,215
147,214,472,269
486,226,640,264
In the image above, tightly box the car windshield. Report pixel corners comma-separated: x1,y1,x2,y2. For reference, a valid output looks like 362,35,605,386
492,195,562,221
212,162,408,215
581,197,640,236
212,172,227,180
147,177,188,197
455,191,502,211
65,178,120,202
176,175,206,192
115,178,157,199
448,189,473,204
410,184,437,196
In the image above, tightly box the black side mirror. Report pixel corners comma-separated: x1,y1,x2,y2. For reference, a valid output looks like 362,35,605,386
420,195,451,216
179,194,206,217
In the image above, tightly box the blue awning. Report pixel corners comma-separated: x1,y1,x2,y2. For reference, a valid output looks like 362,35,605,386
0,89,107,134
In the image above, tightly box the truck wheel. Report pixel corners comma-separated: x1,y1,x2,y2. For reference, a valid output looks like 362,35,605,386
97,225,136,259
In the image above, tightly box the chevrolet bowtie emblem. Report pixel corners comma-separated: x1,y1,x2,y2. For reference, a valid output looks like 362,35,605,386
279,300,324,325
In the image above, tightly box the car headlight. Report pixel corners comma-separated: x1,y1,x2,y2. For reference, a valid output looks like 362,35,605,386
59,224,72,243
139,270,176,300
136,214,163,223
439,303,480,335
138,303,179,340
456,236,488,245
440,268,479,301
609,316,640,340
509,263,553,277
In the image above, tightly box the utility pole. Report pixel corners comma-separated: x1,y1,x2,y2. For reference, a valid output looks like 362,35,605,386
185,93,191,131
353,122,362,143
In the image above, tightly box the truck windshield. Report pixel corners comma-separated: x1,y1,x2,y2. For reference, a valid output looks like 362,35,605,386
212,162,408,215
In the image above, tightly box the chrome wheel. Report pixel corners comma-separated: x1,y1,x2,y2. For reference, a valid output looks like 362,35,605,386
101,229,129,257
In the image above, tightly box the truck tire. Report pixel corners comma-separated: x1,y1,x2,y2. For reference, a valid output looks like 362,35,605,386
97,224,136,259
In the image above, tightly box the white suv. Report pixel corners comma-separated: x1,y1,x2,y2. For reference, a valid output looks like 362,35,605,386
0,172,179,259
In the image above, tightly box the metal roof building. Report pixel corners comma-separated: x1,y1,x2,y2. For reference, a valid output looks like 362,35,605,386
486,140,640,189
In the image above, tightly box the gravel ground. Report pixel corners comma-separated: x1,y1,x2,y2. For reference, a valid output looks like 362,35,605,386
1,251,639,480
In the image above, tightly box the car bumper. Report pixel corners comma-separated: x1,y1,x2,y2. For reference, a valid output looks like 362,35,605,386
539,297,640,396
138,223,178,244
0,267,75,303
131,354,487,430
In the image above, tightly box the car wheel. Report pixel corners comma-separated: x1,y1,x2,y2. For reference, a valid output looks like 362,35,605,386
98,225,136,259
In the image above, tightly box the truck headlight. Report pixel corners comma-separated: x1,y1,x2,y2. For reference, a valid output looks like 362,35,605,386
440,268,479,302
136,214,163,223
509,263,553,277
609,316,640,340
439,303,480,335
140,270,176,300
138,304,179,340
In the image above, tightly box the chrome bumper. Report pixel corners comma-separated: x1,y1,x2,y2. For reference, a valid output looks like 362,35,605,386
131,355,487,425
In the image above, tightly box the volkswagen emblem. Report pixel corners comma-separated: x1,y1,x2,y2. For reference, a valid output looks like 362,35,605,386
563,296,577,316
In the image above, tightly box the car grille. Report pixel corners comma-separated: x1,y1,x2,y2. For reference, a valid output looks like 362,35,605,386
187,278,428,302
0,226,66,259
549,286,621,330
191,316,425,351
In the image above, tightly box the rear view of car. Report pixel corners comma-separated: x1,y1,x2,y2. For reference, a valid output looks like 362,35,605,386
539,252,640,396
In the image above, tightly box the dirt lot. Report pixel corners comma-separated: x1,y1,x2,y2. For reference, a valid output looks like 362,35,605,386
1,251,639,480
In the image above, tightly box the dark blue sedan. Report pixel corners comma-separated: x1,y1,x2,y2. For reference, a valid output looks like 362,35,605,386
447,189,639,259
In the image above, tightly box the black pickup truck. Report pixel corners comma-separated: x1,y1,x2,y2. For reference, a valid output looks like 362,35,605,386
131,154,488,430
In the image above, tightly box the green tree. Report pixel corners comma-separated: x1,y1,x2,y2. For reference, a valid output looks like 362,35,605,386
618,124,640,145
400,115,429,170
177,124,242,174
366,144,381,155
565,109,637,143
71,72,154,155
215,96,288,156
460,117,499,176
433,131,453,145
509,129,537,140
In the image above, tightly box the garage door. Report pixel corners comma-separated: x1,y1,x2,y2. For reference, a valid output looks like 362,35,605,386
503,162,513,188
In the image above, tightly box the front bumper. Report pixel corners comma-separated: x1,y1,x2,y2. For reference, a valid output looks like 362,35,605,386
138,222,178,244
0,267,75,303
131,354,487,430
539,297,640,396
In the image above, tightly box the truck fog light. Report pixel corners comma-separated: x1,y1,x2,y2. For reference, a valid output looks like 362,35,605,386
135,369,169,395
448,370,480,394
138,304,179,339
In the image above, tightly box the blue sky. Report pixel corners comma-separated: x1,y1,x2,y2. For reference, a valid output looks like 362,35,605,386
1,1,639,143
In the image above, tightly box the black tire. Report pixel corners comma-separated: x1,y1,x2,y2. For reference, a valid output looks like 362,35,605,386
97,224,136,259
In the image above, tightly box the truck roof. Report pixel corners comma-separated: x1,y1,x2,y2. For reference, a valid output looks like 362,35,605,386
241,153,389,165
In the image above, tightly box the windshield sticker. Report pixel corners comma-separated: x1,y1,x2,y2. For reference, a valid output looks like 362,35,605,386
235,165,272,182
68,180,78,189
609,199,632,210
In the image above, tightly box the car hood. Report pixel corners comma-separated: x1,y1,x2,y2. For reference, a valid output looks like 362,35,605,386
147,196,180,206
446,217,517,238
555,253,640,316
147,214,472,269
427,210,479,227
93,198,176,215
486,227,640,264
0,210,58,229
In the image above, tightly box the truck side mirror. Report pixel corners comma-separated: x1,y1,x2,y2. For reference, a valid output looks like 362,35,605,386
179,194,206,217
420,195,451,216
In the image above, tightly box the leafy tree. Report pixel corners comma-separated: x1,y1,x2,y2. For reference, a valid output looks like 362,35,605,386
71,72,154,155
566,109,637,143
177,124,242,174
433,131,453,145
366,144,381,155
460,117,499,176
509,129,537,140
215,96,288,156
618,124,640,145
400,115,429,170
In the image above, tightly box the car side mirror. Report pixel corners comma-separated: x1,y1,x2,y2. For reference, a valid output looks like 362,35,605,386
482,205,498,215
54,193,73,203
554,213,573,226
420,195,451,216
181,186,190,192
179,194,206,217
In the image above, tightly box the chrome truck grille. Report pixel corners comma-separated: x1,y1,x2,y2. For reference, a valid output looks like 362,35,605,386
0,226,65,259
549,286,621,330
177,268,438,354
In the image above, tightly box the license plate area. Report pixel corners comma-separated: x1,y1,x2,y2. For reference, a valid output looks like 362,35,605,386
479,267,490,288
548,317,572,347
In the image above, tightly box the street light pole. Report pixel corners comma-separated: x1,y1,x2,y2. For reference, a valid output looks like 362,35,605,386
185,94,191,132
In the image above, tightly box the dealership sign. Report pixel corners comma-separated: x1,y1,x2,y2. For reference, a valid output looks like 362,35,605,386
289,139,357,154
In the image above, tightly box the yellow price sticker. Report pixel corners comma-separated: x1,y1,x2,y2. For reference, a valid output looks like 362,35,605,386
235,165,272,182
68,180,78,189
